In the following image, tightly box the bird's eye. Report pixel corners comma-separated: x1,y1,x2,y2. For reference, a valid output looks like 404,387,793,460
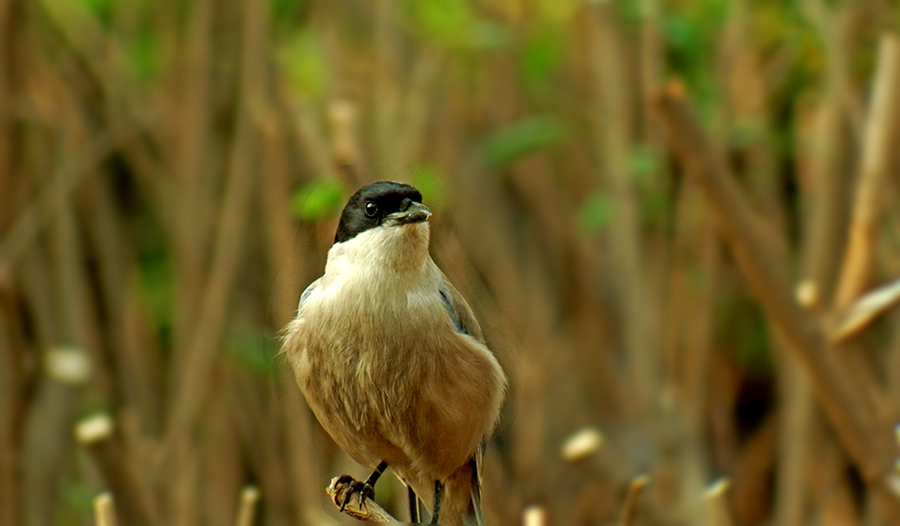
364,202,378,217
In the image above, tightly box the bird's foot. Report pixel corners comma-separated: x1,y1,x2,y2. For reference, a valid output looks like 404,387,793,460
337,475,376,512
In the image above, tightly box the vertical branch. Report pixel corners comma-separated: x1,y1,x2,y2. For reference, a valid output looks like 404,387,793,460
163,0,268,522
93,493,117,526
373,0,399,164
705,479,736,526
199,370,241,526
653,85,900,518
0,0,23,231
172,0,215,362
83,174,163,434
617,476,650,526
776,24,851,524
0,0,25,522
589,4,656,409
394,48,444,168
258,120,328,524
833,35,900,310
76,415,155,526
235,486,260,526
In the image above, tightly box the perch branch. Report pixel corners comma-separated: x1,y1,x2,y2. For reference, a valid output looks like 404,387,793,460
326,476,398,522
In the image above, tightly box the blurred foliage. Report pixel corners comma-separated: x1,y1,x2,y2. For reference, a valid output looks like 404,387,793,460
402,0,510,50
278,29,331,100
482,116,563,168
411,166,448,210
290,178,346,221
578,191,615,233
4,0,900,525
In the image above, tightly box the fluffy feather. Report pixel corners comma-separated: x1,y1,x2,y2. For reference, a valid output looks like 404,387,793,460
282,218,506,523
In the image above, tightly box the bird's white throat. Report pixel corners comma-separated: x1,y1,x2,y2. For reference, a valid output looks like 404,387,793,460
325,221,431,283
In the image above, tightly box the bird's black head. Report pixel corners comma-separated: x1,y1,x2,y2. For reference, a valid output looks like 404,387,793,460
334,181,430,243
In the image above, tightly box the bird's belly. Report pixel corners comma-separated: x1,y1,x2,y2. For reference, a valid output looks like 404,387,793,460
286,293,502,478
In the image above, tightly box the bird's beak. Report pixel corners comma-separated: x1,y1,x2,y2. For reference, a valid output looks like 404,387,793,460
388,201,432,225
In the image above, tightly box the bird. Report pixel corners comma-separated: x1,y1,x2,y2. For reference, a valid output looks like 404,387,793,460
281,180,507,524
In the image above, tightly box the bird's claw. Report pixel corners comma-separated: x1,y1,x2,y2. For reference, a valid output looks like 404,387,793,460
338,476,376,513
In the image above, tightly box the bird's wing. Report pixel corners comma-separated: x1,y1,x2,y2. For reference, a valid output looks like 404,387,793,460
438,275,485,343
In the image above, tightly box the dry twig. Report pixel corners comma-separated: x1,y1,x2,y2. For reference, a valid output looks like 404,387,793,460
93,493,117,526
617,475,650,526
704,479,735,526
235,486,261,526
834,35,900,310
652,81,900,517
75,415,154,526
832,278,900,341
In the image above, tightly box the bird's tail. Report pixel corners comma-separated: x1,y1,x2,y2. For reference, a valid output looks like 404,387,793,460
469,443,486,525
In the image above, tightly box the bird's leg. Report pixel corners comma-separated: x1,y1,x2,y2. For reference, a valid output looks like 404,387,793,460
408,485,420,522
430,480,443,524
340,461,387,512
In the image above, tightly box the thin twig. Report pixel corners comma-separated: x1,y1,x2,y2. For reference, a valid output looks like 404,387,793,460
832,278,900,341
0,134,113,269
652,82,900,517
75,415,154,526
704,479,735,526
523,505,547,526
162,0,266,472
617,475,650,526
590,2,656,409
235,486,261,526
834,34,900,310
93,493,117,526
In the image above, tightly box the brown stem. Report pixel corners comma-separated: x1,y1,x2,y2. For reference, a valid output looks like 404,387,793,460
834,35,900,310
76,415,155,526
651,83,899,516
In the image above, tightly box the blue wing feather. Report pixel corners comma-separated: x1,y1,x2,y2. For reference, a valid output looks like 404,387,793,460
298,279,319,311
440,288,466,334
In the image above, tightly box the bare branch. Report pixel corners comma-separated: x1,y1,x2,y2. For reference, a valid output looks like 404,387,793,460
235,486,260,526
93,493,117,526
618,475,650,526
834,35,900,309
832,278,900,341
704,479,735,526
651,82,900,516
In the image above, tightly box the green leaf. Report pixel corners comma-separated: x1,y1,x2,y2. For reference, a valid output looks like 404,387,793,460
137,252,173,335
482,116,563,168
127,30,160,81
520,28,565,87
77,0,113,25
270,0,303,21
411,166,447,210
628,145,661,180
227,329,279,377
291,179,345,221
278,29,330,99
403,0,509,50
579,191,614,233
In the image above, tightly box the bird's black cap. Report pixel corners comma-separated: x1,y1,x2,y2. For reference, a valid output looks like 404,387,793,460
334,181,425,243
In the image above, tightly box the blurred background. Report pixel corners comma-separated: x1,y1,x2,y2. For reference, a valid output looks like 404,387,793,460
3,0,900,525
